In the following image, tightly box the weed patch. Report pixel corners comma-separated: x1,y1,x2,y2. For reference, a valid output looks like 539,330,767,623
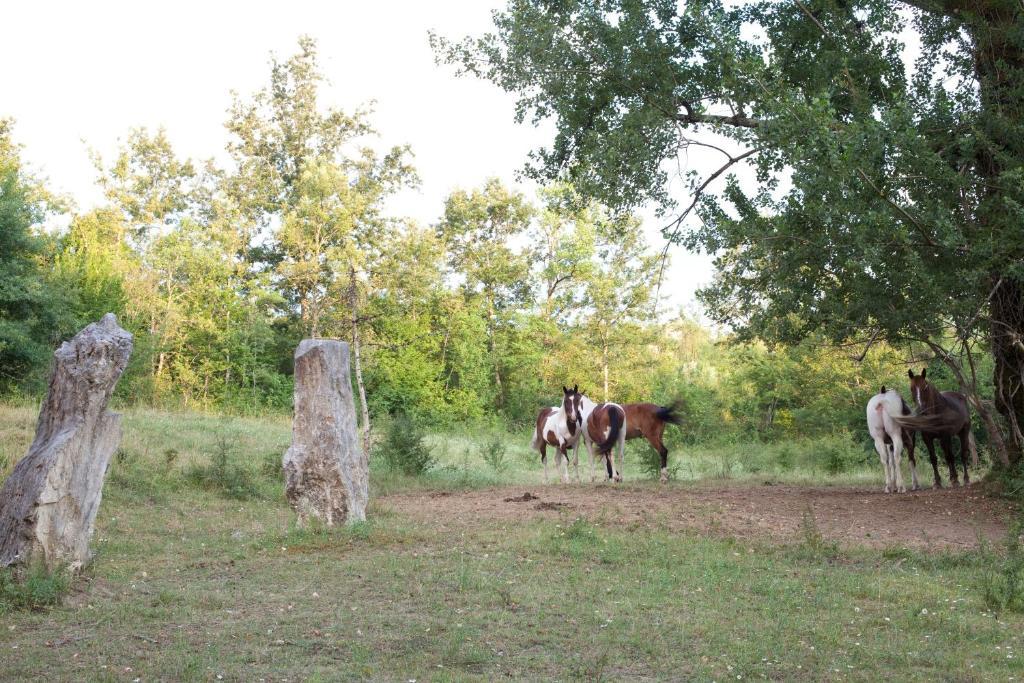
0,565,69,613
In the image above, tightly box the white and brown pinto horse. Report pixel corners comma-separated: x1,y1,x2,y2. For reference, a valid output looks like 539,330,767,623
531,385,584,483
866,385,920,493
573,392,627,482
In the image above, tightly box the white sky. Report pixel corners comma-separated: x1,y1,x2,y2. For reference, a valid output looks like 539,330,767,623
3,0,717,315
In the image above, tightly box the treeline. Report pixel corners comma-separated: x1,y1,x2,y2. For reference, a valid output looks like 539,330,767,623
0,38,983,446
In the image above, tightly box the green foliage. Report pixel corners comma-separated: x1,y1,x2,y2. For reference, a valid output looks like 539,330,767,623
185,432,260,500
0,120,77,392
980,519,1024,614
437,0,1024,459
380,414,435,476
478,432,509,473
0,565,69,613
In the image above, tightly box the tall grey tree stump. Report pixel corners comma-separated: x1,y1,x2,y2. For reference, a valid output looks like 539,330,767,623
283,340,368,526
0,313,133,572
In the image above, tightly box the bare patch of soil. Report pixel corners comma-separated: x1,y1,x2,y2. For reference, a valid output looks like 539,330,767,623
382,482,1019,550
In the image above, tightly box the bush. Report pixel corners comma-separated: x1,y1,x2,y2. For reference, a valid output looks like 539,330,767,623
478,433,508,474
0,565,69,612
380,414,434,476
633,440,681,480
981,518,1024,613
186,432,259,500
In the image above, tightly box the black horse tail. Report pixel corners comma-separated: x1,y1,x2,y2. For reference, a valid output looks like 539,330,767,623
656,400,685,427
597,405,624,456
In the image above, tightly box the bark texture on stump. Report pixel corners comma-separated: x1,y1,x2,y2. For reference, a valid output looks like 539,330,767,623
283,340,368,526
0,313,133,572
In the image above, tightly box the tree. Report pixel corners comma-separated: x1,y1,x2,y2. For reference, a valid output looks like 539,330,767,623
436,0,1024,465
578,211,662,400
438,179,534,409
0,120,75,391
224,36,416,446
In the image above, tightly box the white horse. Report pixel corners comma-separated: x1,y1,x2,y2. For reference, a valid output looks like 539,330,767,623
572,391,627,483
866,385,920,493
531,385,584,483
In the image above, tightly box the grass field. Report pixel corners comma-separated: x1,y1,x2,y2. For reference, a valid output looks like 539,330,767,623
1,404,1023,681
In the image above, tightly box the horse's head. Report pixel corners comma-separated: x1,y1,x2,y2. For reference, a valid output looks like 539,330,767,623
571,387,585,425
907,368,937,412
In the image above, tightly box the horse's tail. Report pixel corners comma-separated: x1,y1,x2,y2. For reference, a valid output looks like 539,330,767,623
597,405,624,456
655,399,685,427
892,413,950,431
969,431,979,468
530,428,541,452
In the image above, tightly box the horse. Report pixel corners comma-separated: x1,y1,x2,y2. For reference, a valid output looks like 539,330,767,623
866,385,920,493
622,402,685,482
572,391,627,482
531,385,584,484
893,369,978,488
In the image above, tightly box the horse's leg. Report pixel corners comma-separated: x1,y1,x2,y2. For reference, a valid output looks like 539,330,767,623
571,441,581,483
587,438,597,483
615,430,626,483
890,431,906,493
940,435,959,487
541,442,549,484
924,435,942,488
649,424,669,483
873,436,891,493
959,427,971,485
559,445,570,484
904,430,920,491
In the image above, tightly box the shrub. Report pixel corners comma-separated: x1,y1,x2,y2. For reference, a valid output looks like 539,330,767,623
380,413,434,476
478,433,508,474
185,432,259,500
981,519,1024,613
0,565,69,613
634,441,681,480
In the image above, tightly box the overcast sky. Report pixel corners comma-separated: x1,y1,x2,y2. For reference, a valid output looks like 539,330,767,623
4,0,717,316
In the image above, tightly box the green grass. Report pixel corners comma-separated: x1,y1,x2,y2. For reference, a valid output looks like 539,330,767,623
0,404,1016,680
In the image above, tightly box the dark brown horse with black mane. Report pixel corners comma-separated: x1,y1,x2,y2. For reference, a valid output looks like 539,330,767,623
623,402,685,482
893,369,978,488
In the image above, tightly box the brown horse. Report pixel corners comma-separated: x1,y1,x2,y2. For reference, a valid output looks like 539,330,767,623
622,402,685,482
894,369,978,488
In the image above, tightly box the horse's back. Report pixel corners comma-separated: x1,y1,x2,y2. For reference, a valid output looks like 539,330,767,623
535,407,555,440
623,402,657,437
940,391,971,424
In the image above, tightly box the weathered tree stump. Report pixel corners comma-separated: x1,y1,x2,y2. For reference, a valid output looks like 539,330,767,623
283,339,368,526
0,313,133,572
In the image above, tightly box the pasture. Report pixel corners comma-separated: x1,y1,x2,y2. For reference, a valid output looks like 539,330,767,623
1,404,1023,681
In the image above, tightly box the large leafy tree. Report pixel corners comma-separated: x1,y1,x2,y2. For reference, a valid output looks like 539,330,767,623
436,0,1024,464
0,120,75,391
438,179,534,408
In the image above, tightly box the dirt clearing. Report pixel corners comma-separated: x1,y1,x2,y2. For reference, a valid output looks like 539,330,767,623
382,481,1019,550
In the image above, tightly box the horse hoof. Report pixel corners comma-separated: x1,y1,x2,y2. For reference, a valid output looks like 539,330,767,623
897,486,906,493
911,485,920,492
951,480,961,488
884,486,891,494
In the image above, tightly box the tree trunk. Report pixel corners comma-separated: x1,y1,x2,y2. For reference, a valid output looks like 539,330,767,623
602,340,609,402
0,314,133,572
972,11,1024,463
349,266,372,458
990,278,1024,462
283,339,368,526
